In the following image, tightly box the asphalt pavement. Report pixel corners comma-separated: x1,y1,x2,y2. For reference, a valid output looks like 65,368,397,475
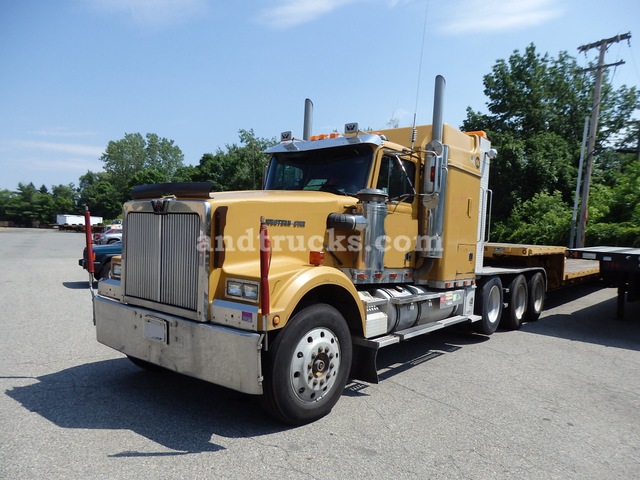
1,228,638,479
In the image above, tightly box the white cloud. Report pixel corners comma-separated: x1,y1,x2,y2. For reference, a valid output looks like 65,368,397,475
30,128,97,138
12,140,104,157
386,0,414,7
28,157,104,172
441,0,564,35
85,0,210,29
257,0,361,29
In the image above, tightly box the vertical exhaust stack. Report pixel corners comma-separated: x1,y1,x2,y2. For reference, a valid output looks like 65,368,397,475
431,75,445,143
418,75,447,261
303,98,313,141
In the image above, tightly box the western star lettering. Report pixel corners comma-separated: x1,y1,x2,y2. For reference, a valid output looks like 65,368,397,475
264,219,306,228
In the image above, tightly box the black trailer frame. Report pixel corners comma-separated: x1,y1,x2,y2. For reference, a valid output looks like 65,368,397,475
570,246,640,319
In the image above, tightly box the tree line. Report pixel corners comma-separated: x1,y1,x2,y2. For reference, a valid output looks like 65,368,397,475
1,44,639,246
463,44,640,246
0,130,275,225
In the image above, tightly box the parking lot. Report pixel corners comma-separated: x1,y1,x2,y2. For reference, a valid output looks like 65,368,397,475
1,228,639,479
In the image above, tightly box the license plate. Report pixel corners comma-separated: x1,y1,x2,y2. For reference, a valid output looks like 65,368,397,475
144,317,167,343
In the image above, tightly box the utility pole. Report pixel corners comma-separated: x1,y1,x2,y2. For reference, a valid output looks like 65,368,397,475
575,32,631,248
570,117,589,249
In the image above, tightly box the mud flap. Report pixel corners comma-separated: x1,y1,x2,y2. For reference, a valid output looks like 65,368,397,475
350,342,380,384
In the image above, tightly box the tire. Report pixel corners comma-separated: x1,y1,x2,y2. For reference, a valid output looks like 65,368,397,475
502,275,528,330
97,261,111,280
474,276,503,335
262,304,352,425
107,238,119,244
525,272,546,322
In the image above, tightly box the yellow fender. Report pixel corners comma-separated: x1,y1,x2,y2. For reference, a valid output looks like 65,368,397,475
268,265,365,333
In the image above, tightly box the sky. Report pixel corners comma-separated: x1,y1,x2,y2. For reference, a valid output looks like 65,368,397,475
1,0,639,191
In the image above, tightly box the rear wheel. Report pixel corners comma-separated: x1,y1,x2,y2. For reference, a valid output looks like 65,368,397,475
262,304,352,425
525,272,546,322
97,261,111,280
474,276,503,335
502,274,528,330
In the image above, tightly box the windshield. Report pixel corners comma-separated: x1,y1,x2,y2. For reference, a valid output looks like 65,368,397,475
264,145,374,196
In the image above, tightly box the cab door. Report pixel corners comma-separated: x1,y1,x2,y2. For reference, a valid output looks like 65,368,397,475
374,154,419,269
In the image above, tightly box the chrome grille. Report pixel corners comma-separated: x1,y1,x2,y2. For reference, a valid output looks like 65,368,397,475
125,212,201,311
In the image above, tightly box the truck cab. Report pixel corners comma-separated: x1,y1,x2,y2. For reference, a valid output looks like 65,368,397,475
92,76,518,425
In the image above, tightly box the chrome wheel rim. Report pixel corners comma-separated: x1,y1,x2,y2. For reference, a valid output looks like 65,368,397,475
487,285,502,324
514,283,527,318
289,327,341,403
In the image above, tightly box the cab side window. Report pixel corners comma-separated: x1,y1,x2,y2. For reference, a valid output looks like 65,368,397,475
376,156,416,202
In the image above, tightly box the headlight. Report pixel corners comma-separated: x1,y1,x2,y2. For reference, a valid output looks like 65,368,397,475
111,261,122,279
242,283,259,301
226,278,259,302
226,280,243,297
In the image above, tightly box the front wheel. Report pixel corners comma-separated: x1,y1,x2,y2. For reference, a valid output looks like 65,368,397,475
262,304,352,425
474,276,503,335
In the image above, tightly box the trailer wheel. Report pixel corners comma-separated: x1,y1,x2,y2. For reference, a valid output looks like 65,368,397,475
262,304,352,425
502,274,528,330
474,276,503,335
525,272,545,322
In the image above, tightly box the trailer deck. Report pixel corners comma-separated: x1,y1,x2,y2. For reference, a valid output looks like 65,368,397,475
484,242,600,290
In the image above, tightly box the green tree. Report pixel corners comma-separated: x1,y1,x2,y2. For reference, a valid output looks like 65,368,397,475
0,189,20,223
3,182,55,226
195,129,276,191
0,189,12,220
609,159,640,223
172,164,201,183
494,191,572,245
585,175,640,247
100,133,184,201
78,171,122,219
33,189,54,225
127,168,168,192
464,43,639,244
51,184,78,215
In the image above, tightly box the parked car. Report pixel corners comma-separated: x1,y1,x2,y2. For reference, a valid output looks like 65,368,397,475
94,228,123,244
79,242,122,280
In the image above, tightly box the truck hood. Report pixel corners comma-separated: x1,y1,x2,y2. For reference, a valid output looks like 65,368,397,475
209,189,357,209
206,190,358,271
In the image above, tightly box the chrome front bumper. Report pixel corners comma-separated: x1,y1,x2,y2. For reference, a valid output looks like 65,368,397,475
94,295,264,395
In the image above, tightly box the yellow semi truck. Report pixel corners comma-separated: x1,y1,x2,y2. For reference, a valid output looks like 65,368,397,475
91,76,597,424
